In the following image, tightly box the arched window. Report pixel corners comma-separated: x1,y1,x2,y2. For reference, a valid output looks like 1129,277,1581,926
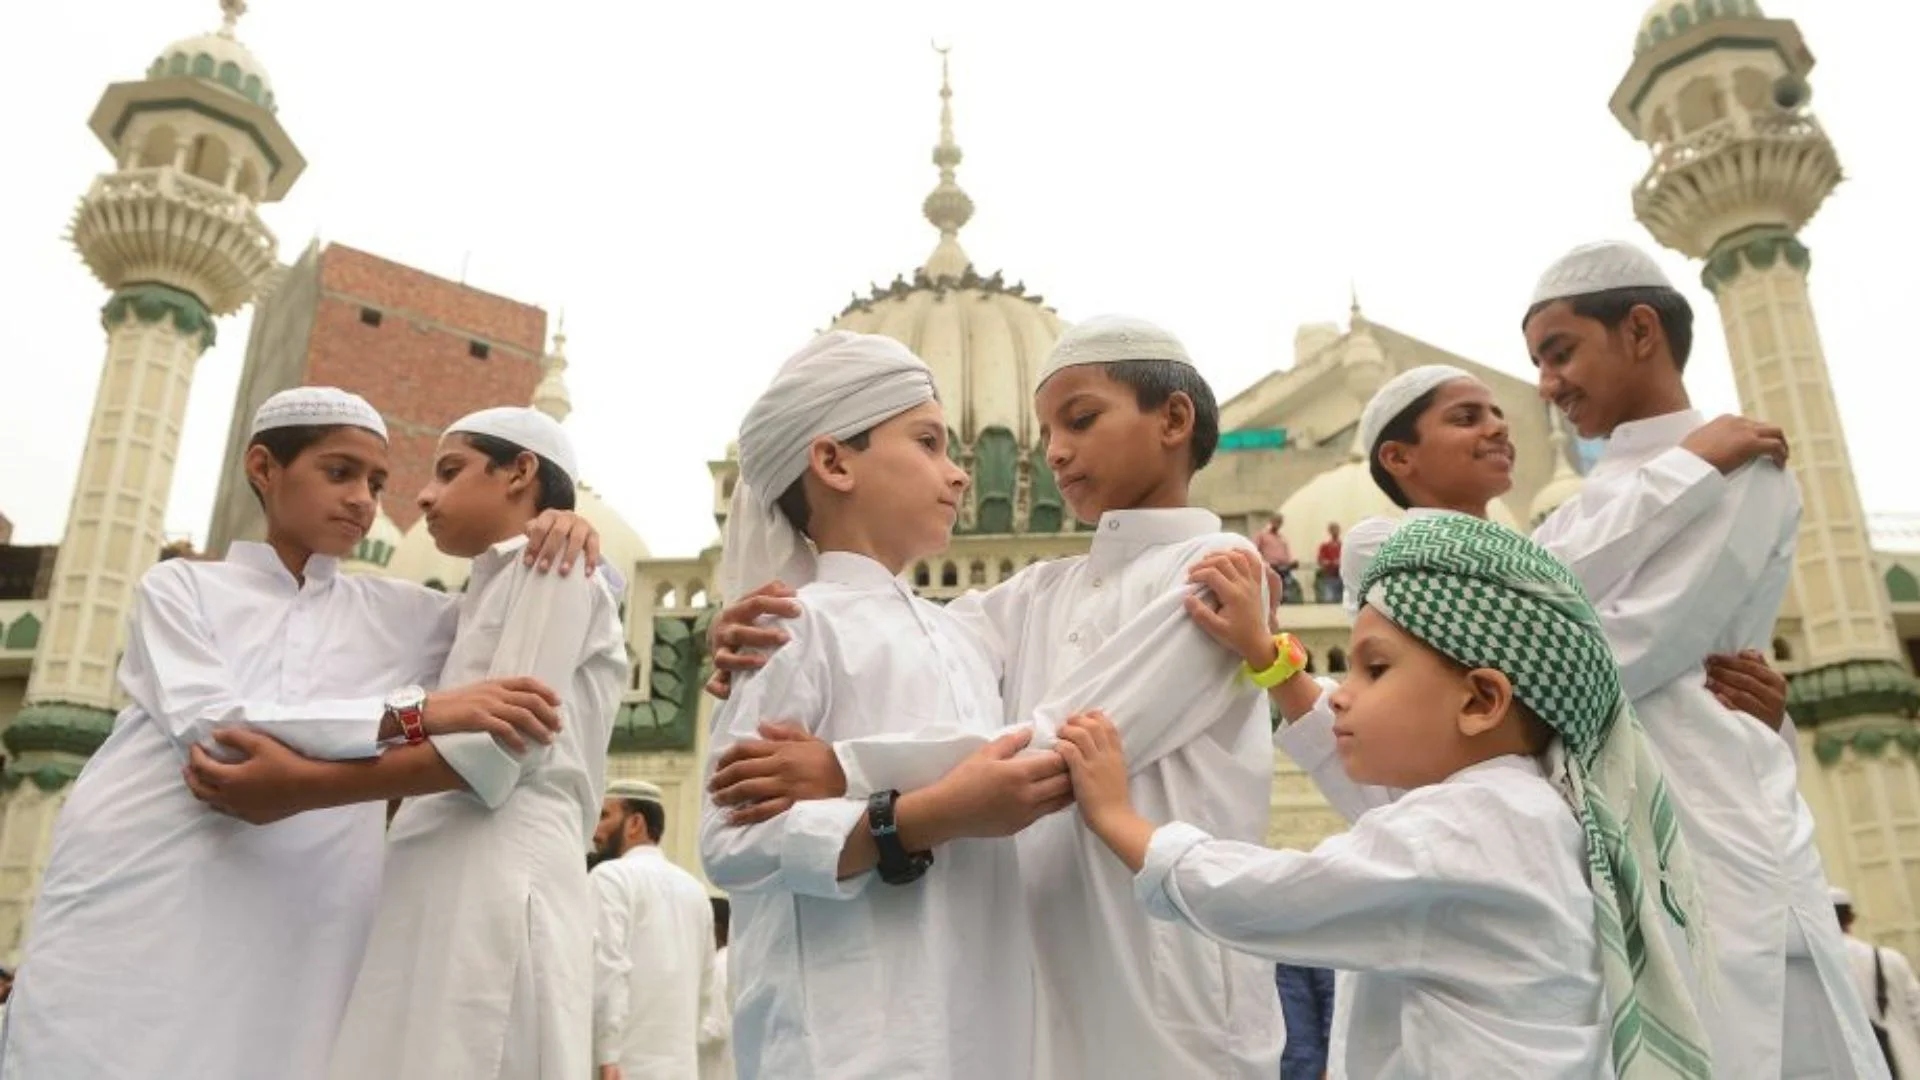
913,563,931,588
1327,647,1347,674
969,560,987,586
941,562,959,588
1772,638,1793,662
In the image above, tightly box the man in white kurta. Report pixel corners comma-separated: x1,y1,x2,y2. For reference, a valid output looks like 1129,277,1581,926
3,544,458,1079
1837,890,1920,1078
590,781,716,1080
699,551,1036,1079
326,534,626,1080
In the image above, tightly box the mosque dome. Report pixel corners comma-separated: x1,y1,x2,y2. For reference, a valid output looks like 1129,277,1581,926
1636,0,1765,54
576,482,650,579
342,508,403,576
145,3,276,112
1278,450,1521,561
389,518,471,594
827,50,1071,537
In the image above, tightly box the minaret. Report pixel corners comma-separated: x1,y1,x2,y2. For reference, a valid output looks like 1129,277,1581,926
0,0,302,956
1613,1,1920,946
532,316,573,423
922,45,974,281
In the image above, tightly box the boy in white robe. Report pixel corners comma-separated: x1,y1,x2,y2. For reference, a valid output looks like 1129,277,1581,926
1064,512,1714,1079
705,317,1285,1077
0,390,592,1080
186,407,627,1079
1523,241,1884,1079
697,331,1067,1078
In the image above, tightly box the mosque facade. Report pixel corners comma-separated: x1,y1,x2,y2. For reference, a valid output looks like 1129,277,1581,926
0,0,1917,968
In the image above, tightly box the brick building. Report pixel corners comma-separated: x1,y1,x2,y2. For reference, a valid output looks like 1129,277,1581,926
206,242,547,551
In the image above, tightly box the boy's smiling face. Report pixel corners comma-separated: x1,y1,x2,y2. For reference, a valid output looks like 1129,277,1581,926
1376,378,1516,509
1525,300,1659,440
1035,365,1193,524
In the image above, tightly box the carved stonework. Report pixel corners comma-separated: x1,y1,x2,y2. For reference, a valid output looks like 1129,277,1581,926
1700,229,1813,292
836,263,1053,320
609,610,713,753
1,702,117,790
100,283,219,351
1789,658,1920,730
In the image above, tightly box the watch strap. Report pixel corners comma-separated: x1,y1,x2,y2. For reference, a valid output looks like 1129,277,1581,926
1245,632,1309,689
866,790,933,885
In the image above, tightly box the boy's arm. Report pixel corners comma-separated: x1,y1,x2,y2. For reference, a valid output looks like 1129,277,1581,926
122,565,420,761
1555,465,1799,702
1531,447,1725,599
590,867,634,1070
431,568,599,809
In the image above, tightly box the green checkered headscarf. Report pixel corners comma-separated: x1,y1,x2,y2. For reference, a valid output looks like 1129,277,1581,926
1360,513,1712,1080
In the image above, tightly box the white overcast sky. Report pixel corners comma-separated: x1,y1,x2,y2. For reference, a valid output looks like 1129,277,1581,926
2,1,1914,558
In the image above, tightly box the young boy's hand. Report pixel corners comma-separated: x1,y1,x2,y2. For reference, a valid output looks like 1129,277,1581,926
522,509,601,576
709,722,845,824
183,729,319,825
1056,711,1155,872
924,729,1073,841
425,677,562,753
1185,549,1278,669
1706,649,1789,731
704,582,802,699
1682,414,1789,473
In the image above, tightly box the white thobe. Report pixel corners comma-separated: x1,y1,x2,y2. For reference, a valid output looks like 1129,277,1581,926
327,536,626,1080
1846,935,1920,1078
827,509,1284,1077
589,845,715,1079
0,543,455,1080
699,945,735,1080
698,551,1034,1080
1140,755,1606,1079
1535,409,1884,1079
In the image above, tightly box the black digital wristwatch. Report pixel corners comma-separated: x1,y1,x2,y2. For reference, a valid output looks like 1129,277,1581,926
867,789,933,885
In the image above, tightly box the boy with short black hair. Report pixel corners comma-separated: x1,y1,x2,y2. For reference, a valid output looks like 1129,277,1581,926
1525,239,1883,1078
707,315,1285,1078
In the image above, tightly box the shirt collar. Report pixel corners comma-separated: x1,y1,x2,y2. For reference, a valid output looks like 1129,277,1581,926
468,535,531,591
814,550,911,593
1089,508,1222,570
1600,408,1703,460
1446,753,1546,785
226,541,340,590
622,845,666,863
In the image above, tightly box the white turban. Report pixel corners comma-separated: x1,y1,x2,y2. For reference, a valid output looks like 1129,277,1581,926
251,387,387,440
719,332,937,599
1357,365,1475,457
1038,314,1194,388
1529,240,1674,308
447,406,580,483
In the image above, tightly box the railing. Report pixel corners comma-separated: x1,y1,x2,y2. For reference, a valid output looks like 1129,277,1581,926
1639,112,1829,193
85,167,277,259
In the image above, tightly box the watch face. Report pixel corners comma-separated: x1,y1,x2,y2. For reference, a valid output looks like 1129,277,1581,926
385,685,423,711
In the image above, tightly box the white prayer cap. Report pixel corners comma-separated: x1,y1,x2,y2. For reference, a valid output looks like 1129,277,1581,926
250,386,387,440
1037,314,1193,388
1358,365,1476,456
1831,887,1854,908
446,406,580,484
607,778,664,803
719,331,938,599
1528,240,1674,309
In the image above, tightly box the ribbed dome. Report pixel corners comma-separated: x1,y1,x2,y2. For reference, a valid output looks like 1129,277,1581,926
146,3,275,112
832,274,1066,449
389,519,471,593
577,482,649,579
1528,424,1586,527
1636,0,1765,54
342,508,402,576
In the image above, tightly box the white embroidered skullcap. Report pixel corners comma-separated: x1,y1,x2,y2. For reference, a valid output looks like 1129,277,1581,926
1831,887,1854,908
719,331,938,599
1529,240,1674,308
250,386,387,440
1037,314,1193,388
447,406,580,484
607,778,664,803
1358,365,1476,456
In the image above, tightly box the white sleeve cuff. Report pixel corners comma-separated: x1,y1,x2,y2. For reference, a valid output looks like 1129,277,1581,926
1273,684,1338,766
430,729,538,808
779,797,873,899
1135,821,1212,922
834,731,997,800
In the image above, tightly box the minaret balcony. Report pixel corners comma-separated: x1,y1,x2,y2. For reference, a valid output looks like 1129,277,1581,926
68,165,280,315
1632,113,1841,258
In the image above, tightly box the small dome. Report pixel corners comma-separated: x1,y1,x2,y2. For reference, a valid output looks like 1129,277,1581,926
1636,0,1765,54
1279,458,1521,560
342,508,403,576
576,482,650,579
1528,424,1586,527
147,25,275,112
389,518,472,593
